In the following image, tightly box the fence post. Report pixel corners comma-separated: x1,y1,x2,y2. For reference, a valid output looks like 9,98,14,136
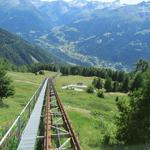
28,102,31,118
17,116,22,140
35,93,37,102
34,94,36,106
2,143,6,150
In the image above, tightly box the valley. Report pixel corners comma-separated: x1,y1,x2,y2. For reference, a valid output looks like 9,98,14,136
0,0,150,69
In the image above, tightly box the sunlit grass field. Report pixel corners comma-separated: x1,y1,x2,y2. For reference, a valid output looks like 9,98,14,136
55,75,128,150
0,71,56,131
1,72,148,150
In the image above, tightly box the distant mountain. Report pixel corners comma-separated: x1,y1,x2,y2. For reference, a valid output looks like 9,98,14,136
37,0,150,69
0,0,150,69
0,28,58,65
36,0,124,26
0,0,51,34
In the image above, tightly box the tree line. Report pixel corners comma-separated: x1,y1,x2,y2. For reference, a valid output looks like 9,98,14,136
102,59,150,146
92,76,129,93
28,61,148,94
29,63,128,82
115,59,150,145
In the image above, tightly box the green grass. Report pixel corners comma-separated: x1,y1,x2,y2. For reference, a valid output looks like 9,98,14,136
0,71,56,131
1,72,149,150
55,75,128,150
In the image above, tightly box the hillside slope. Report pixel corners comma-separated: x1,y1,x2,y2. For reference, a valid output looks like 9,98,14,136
0,28,58,65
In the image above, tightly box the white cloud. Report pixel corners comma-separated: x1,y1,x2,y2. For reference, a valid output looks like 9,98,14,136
119,0,149,4
41,0,149,4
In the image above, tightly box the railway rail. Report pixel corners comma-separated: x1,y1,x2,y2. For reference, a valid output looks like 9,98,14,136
0,76,81,150
43,78,81,150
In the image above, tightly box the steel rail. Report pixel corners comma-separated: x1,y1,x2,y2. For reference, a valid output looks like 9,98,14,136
47,79,81,150
44,79,52,150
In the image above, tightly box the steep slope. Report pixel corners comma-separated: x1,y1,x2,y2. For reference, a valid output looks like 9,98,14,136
0,28,58,65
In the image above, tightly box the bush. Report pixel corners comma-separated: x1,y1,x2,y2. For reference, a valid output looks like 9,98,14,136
115,96,119,102
35,72,38,75
86,85,94,93
39,70,45,75
92,77,103,89
104,78,112,92
97,90,105,98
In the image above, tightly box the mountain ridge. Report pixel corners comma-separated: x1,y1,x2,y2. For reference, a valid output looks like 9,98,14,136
0,28,59,65
0,0,150,69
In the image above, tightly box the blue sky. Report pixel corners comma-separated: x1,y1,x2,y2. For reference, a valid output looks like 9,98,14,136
42,0,149,4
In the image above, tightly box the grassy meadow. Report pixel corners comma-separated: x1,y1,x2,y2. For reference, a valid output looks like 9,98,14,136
1,71,140,150
55,75,128,150
0,71,56,132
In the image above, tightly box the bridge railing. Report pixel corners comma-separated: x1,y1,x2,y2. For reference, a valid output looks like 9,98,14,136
0,79,46,150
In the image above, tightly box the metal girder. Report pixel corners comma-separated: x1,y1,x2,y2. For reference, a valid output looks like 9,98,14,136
43,78,81,150
44,79,52,150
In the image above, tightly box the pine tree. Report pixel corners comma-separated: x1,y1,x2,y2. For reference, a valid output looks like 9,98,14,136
130,73,143,92
113,81,120,92
117,71,125,82
104,78,112,92
122,76,129,93
135,59,149,72
116,70,150,144
0,59,15,104
93,78,103,89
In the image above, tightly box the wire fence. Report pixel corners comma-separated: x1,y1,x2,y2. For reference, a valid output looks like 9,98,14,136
0,79,46,150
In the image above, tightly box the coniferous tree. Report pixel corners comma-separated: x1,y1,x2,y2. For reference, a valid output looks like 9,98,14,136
130,73,143,92
122,76,129,93
104,78,112,92
0,59,15,104
97,78,103,89
116,70,150,145
117,71,125,82
93,78,103,89
113,81,120,92
135,59,149,72
92,78,97,87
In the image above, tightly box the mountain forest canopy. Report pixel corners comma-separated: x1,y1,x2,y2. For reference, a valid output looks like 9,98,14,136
0,28,60,66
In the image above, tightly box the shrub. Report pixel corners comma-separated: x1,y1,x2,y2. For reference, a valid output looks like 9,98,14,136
92,77,103,89
86,85,94,93
39,70,45,75
97,90,105,98
115,96,119,102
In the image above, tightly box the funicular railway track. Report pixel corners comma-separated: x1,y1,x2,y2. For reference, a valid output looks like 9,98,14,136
0,77,81,150
44,78,81,150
